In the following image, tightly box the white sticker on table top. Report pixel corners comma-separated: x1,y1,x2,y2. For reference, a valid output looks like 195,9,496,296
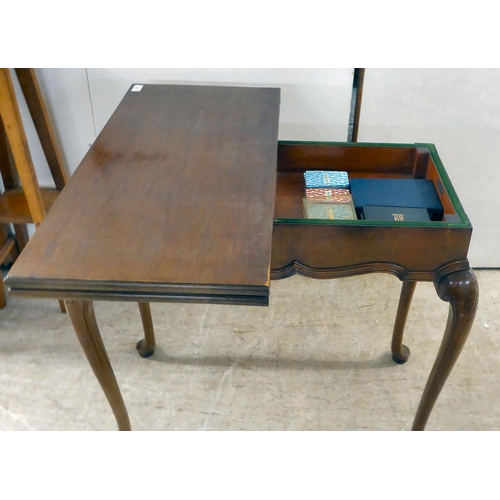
131,84,144,92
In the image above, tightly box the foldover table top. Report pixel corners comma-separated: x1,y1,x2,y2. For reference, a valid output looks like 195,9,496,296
6,84,281,305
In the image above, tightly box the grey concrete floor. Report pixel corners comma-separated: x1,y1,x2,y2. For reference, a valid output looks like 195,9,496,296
0,270,498,431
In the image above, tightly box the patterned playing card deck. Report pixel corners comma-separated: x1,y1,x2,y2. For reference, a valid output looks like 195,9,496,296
305,188,351,201
303,170,356,220
304,170,349,189
303,198,357,220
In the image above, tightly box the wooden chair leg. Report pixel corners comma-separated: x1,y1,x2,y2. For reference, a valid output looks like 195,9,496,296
136,302,156,358
0,236,16,309
13,224,29,252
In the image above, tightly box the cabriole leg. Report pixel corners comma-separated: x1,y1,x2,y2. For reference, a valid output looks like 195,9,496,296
136,302,156,358
412,269,478,431
65,300,131,431
391,280,417,364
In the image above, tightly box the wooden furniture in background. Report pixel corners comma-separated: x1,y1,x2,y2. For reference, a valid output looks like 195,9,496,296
350,68,365,142
14,69,68,191
0,68,68,309
0,116,20,296
5,84,478,431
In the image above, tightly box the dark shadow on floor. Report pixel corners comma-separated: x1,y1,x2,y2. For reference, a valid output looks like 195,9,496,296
146,345,399,371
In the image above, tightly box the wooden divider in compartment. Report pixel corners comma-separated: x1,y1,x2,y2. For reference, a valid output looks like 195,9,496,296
275,142,460,222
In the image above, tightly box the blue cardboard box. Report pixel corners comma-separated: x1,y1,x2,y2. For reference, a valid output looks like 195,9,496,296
350,178,444,221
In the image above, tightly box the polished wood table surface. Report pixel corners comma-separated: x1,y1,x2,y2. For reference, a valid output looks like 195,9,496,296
5,84,478,431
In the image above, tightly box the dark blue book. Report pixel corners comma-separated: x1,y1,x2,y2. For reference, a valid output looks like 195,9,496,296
362,205,431,222
350,178,444,221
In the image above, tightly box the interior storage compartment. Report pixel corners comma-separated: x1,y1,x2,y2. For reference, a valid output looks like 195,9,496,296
274,141,460,223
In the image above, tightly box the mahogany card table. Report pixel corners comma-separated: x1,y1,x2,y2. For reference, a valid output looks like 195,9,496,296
5,84,478,430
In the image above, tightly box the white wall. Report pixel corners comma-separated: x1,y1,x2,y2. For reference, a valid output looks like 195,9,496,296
358,68,500,268
35,69,96,177
86,69,354,140
27,68,354,174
